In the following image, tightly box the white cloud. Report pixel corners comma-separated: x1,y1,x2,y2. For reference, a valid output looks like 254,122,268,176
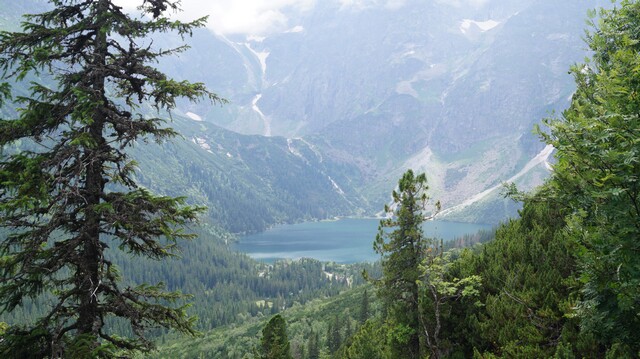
385,0,406,10
114,0,316,35
338,0,405,11
338,0,368,10
435,0,490,8
469,0,490,7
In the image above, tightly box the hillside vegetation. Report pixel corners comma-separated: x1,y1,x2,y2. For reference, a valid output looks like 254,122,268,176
150,1,640,358
0,0,638,358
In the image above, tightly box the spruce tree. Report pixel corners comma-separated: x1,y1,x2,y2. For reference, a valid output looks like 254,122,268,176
358,289,370,325
259,314,292,359
306,329,319,359
344,320,387,359
0,0,222,356
326,315,342,353
373,169,439,359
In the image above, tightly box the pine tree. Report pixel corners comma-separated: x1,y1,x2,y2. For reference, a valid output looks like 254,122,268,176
326,315,342,353
344,316,353,341
358,289,370,325
466,195,580,357
306,329,320,359
0,0,222,356
373,169,438,359
259,314,292,359
344,320,387,359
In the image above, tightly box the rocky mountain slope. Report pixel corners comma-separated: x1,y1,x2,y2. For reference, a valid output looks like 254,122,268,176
161,0,608,223
1,0,612,227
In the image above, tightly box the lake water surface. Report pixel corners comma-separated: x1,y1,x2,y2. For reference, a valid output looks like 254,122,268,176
234,219,492,263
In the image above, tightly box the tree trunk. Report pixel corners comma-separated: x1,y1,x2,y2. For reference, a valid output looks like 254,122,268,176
75,0,109,341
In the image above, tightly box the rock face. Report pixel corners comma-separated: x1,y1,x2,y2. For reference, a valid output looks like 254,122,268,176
3,0,612,226
167,0,602,222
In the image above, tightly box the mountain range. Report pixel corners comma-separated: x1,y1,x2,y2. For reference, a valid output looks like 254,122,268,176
1,0,611,230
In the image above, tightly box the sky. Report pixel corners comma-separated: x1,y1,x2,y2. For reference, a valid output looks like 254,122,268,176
115,0,316,35
114,0,491,35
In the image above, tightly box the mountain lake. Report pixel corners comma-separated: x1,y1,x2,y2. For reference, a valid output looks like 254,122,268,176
234,218,493,263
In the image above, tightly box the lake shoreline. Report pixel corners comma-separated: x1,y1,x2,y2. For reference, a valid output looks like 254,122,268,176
234,218,493,264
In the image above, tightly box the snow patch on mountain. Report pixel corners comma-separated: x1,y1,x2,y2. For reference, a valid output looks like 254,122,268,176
252,94,271,136
328,176,346,195
244,43,269,76
287,139,350,200
186,111,203,122
192,137,213,154
439,144,555,217
460,19,499,34
287,139,302,159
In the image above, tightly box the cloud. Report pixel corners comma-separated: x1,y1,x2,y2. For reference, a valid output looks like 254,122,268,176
338,0,406,11
434,0,490,8
114,0,316,35
469,0,490,7
385,0,406,10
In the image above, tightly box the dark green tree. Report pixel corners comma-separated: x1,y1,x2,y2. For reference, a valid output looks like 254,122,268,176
306,329,320,359
259,314,292,359
455,194,585,358
417,246,480,359
326,314,342,354
373,169,439,359
344,319,387,359
540,1,640,355
344,315,353,341
0,0,222,356
358,289,370,325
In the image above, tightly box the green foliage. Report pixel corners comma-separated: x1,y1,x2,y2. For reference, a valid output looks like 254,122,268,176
0,325,52,358
259,315,292,359
418,249,481,359
145,284,377,358
343,319,388,359
133,125,365,234
0,0,222,356
326,315,343,354
443,228,495,251
372,169,439,359
446,193,593,358
306,329,320,359
358,289,370,325
539,0,640,353
0,227,374,344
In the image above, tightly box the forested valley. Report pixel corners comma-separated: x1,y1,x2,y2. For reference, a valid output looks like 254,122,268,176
0,0,639,358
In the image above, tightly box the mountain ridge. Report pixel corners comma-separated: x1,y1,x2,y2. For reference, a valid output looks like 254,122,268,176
1,0,612,228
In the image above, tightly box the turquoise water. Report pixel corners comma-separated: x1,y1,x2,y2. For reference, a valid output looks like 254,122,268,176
234,219,492,263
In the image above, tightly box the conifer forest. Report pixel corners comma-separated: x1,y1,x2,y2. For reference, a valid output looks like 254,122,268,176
0,0,638,358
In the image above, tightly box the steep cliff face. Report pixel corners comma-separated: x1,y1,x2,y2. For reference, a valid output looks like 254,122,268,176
105,0,619,223
198,0,599,222
2,0,610,226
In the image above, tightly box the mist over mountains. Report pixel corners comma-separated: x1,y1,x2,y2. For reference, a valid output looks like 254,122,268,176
158,0,608,226
1,0,611,230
